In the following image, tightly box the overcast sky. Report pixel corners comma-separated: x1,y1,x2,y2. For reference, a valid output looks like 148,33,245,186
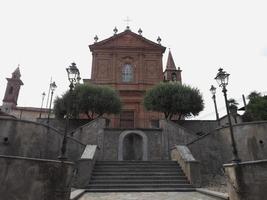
1,0,267,120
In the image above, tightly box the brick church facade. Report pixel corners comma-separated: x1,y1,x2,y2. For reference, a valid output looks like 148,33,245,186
84,27,182,128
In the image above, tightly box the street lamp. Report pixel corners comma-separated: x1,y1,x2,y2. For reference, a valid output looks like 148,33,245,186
47,81,57,124
77,73,81,84
210,85,220,126
66,62,80,90
215,68,240,163
39,92,46,118
59,62,80,160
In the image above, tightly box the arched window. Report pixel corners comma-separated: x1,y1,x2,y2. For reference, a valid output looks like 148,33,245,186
122,64,133,82
171,73,177,81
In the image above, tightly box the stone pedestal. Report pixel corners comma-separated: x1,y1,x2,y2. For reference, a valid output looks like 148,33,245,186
73,145,99,188
224,160,267,200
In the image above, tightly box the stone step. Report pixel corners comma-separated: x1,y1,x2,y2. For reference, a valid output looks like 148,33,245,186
90,179,189,184
88,183,194,189
94,166,180,170
85,188,196,192
91,172,185,176
94,165,180,168
91,175,188,180
95,162,179,165
87,161,194,192
95,161,177,165
93,168,183,172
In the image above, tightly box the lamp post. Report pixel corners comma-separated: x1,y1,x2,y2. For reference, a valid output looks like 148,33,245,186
77,74,81,84
39,92,46,118
59,62,80,160
215,68,240,163
210,85,220,126
47,81,57,124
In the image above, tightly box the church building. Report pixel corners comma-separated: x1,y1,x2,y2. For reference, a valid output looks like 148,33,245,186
84,27,182,128
2,67,23,113
1,67,50,121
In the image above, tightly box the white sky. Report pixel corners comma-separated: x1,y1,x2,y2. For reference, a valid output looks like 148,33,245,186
0,0,267,120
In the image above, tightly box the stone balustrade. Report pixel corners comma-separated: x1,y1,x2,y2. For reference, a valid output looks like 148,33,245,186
171,145,201,187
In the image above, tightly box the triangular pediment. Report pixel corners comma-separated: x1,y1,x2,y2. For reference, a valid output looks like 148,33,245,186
89,30,166,52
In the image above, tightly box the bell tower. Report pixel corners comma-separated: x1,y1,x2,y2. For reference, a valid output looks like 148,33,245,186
163,50,182,83
2,67,24,113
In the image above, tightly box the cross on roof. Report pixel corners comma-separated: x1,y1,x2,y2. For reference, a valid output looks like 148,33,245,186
124,16,132,29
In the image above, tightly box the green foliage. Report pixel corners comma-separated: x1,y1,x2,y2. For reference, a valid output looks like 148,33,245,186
54,84,121,119
228,98,239,115
243,92,267,122
248,91,261,100
54,95,67,119
143,82,204,119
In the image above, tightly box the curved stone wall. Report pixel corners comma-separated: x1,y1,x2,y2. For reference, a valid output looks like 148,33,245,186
0,155,74,200
0,118,85,161
187,121,267,188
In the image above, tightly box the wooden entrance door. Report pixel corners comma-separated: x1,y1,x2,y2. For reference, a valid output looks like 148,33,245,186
120,111,134,128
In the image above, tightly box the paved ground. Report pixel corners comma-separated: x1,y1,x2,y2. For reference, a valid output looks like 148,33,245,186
78,192,222,200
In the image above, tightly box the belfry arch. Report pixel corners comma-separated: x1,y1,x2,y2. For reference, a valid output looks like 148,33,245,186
118,130,148,161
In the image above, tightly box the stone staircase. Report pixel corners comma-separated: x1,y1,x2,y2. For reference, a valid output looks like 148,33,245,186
86,160,195,192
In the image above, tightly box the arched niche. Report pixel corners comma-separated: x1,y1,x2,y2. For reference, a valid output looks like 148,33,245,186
118,130,148,161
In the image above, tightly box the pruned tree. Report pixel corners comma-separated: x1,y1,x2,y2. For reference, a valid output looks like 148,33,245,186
143,82,204,120
54,84,121,119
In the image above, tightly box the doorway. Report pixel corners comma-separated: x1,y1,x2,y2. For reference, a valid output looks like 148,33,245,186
123,133,143,160
118,130,148,161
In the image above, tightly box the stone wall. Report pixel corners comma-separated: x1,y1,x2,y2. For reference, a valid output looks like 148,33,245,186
71,119,167,161
71,118,107,160
160,120,198,159
229,121,267,161
219,115,242,127
0,155,74,200
72,118,107,144
175,120,218,136
161,120,197,144
187,121,267,189
101,128,163,160
224,160,267,200
11,108,50,122
71,119,198,161
37,118,92,134
0,118,85,161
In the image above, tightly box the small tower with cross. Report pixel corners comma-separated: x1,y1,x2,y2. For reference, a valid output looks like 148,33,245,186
163,50,182,83
1,66,24,113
